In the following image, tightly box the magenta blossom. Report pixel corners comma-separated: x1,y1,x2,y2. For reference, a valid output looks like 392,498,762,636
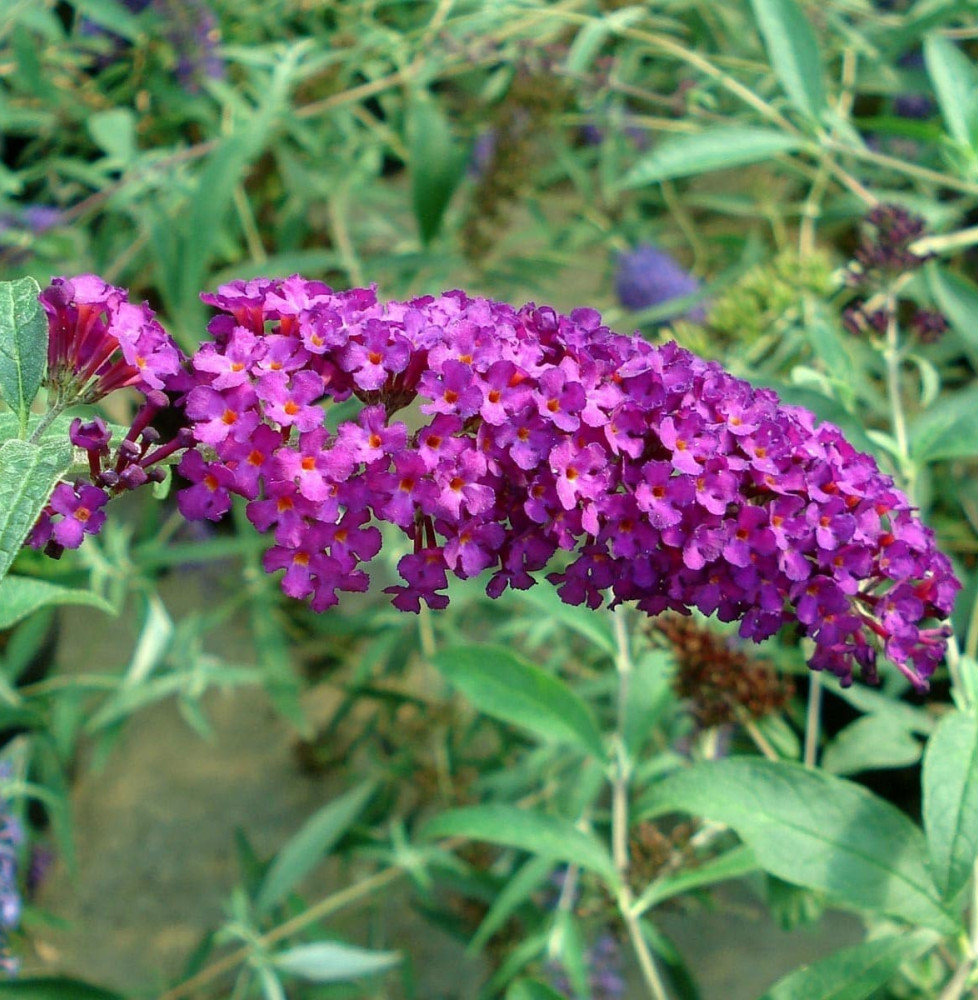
92,273,959,691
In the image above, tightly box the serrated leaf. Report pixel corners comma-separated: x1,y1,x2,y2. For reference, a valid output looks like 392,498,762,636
0,576,114,630
640,758,957,932
922,710,978,901
408,94,466,245
422,805,619,888
758,930,938,1000
0,438,71,584
272,942,400,982
924,34,978,150
619,128,803,187
751,0,827,120
256,781,376,914
0,277,47,436
431,645,604,758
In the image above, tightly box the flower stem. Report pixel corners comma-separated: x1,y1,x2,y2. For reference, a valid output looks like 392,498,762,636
884,294,910,477
156,865,405,1000
27,400,66,446
611,609,671,1000
803,671,822,769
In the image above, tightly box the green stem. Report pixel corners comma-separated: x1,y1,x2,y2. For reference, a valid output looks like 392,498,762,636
803,670,822,769
156,865,405,1000
27,401,66,446
611,609,671,1000
883,295,910,476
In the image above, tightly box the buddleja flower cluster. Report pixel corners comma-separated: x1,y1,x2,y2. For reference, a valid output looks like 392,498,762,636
175,275,958,689
28,276,188,558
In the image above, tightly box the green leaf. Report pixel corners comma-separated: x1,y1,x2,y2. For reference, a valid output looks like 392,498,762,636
926,263,978,358
623,649,675,758
924,34,978,150
619,128,804,187
506,980,567,1000
0,437,72,585
640,758,957,932
631,845,758,916
257,966,286,1000
509,587,616,657
242,531,310,735
922,710,978,901
758,930,938,1000
564,7,645,75
0,576,114,630
431,645,604,758
422,805,619,888
0,276,47,436
821,715,922,776
408,93,466,245
0,979,123,999
909,383,978,463
87,108,136,164
272,942,400,982
158,45,305,330
750,0,827,120
469,855,553,954
256,781,376,914
69,0,144,41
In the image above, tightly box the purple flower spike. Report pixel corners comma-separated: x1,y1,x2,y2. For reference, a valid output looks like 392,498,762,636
615,244,706,321
160,275,961,690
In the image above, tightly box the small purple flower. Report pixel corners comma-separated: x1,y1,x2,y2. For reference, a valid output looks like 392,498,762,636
176,450,235,522
46,483,109,549
256,370,324,432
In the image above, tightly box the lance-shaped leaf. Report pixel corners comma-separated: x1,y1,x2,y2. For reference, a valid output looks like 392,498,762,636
0,978,123,999
0,277,47,436
640,758,957,932
924,34,978,150
409,93,467,245
272,942,400,982
758,930,939,1000
422,804,619,889
431,644,604,757
922,709,978,901
256,781,376,914
751,0,827,121
0,576,114,630
620,128,804,187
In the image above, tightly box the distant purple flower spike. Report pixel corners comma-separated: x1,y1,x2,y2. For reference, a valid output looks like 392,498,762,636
615,244,706,322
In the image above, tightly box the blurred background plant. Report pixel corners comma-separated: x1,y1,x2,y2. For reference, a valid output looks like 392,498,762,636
2,0,978,997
